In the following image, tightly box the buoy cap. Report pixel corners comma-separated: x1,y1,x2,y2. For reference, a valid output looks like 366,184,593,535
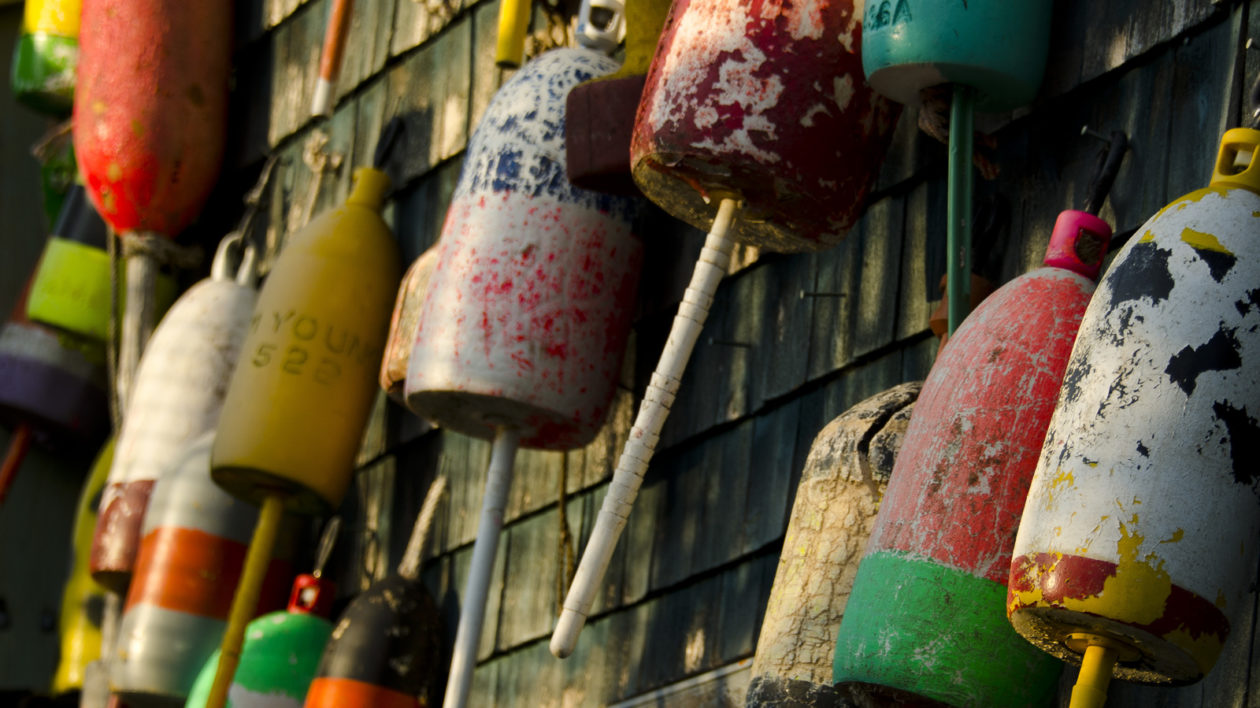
346,167,391,212
1044,210,1112,281
288,573,336,617
1210,127,1260,195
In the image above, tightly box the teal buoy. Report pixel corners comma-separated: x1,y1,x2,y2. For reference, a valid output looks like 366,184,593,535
860,0,1053,112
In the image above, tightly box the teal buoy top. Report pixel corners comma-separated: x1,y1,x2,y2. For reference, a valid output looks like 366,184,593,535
861,0,1053,111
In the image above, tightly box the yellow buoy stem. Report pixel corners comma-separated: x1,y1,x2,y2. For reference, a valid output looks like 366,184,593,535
495,0,530,69
1070,642,1118,708
204,494,286,708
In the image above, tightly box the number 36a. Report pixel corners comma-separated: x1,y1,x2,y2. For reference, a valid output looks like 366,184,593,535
251,343,342,385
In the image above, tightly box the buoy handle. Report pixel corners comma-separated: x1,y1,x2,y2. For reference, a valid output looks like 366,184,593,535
551,199,738,659
444,428,519,708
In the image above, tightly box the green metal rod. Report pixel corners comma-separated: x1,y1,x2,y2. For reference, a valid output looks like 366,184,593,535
947,85,975,335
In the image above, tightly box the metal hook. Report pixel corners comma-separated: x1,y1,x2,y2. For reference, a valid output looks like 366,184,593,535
1082,129,1129,216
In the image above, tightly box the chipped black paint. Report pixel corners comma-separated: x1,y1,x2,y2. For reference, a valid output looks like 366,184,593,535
1164,327,1242,396
1107,242,1176,309
1212,401,1260,488
1059,357,1093,406
1191,245,1237,283
1136,440,1150,457
1235,288,1260,316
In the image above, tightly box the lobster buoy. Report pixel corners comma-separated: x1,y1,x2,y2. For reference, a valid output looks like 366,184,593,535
379,246,438,405
10,0,81,114
50,437,113,697
1008,129,1260,695
406,48,642,450
630,0,897,252
74,0,230,239
91,235,259,591
186,522,342,708
745,383,920,707
0,282,110,504
25,183,176,343
206,139,403,707
833,205,1116,706
304,477,447,708
404,43,643,706
564,0,668,195
555,0,898,658
111,432,295,706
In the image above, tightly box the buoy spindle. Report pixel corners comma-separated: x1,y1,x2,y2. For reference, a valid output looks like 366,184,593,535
946,86,974,336
552,197,737,658
204,493,286,708
445,426,520,708
1071,639,1118,708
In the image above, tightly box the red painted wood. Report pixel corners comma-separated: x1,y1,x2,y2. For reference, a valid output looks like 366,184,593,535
866,267,1095,584
74,0,231,236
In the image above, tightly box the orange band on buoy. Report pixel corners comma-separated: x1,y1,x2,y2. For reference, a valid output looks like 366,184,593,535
305,677,423,708
125,526,291,617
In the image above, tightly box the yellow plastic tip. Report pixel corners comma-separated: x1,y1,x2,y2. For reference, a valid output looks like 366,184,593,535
1211,127,1260,195
347,167,390,212
1069,639,1119,708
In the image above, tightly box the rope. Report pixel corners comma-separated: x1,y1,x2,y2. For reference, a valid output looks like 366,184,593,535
556,453,575,616
118,231,204,270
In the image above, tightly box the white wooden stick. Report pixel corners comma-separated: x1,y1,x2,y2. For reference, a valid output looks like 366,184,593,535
551,198,738,658
443,426,520,708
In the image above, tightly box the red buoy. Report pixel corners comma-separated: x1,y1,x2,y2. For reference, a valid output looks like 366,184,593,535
74,0,231,237
833,208,1115,706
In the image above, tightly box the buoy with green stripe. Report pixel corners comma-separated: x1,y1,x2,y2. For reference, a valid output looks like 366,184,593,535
833,134,1127,706
10,0,81,115
1008,127,1260,702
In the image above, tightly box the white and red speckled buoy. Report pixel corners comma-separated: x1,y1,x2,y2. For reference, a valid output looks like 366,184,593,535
630,0,899,253
91,236,258,592
406,46,642,708
1009,128,1260,690
406,48,643,450
833,210,1112,707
